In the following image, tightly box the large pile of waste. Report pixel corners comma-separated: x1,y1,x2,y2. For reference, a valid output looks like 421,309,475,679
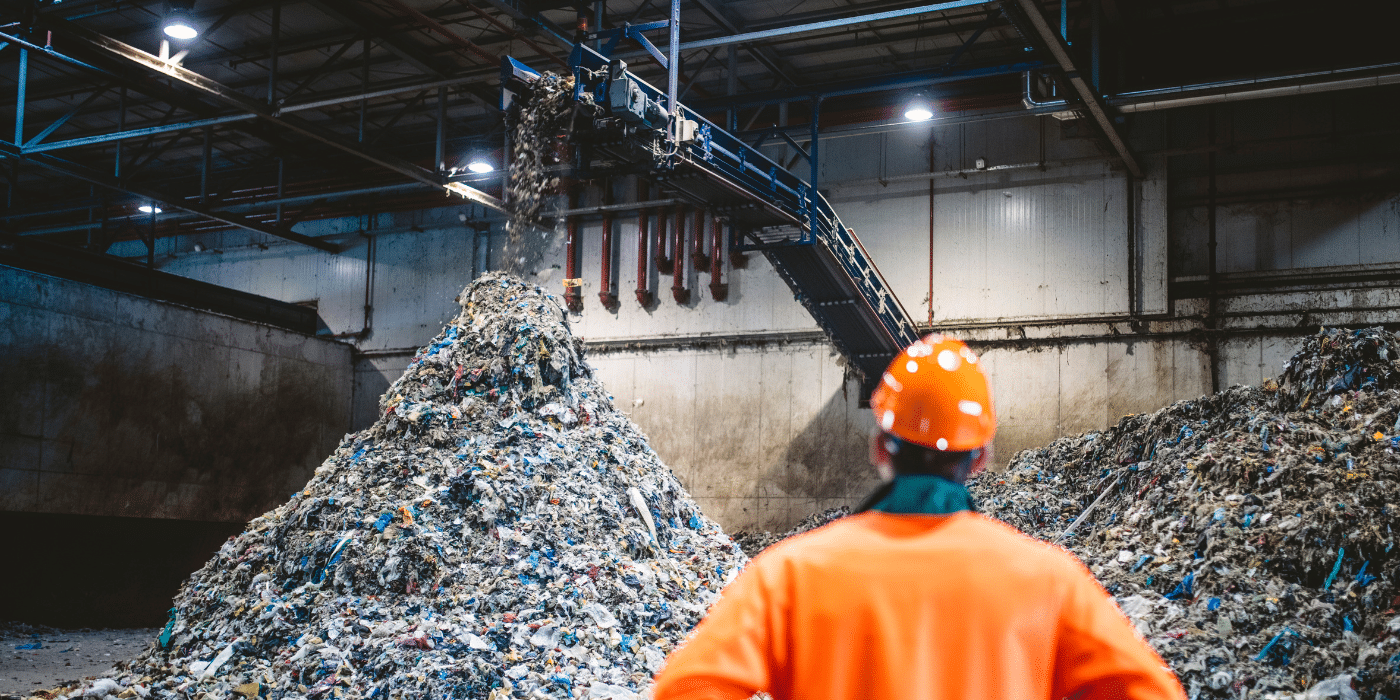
67,274,745,700
732,507,851,557
971,327,1400,700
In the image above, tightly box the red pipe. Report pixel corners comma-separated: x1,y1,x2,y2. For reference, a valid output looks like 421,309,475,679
710,215,729,301
563,188,582,312
599,209,618,310
635,182,653,306
671,204,690,304
655,197,673,274
690,207,708,271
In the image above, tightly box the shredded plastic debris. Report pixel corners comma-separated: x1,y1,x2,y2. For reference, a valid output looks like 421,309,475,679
732,507,851,558
970,327,1400,699
66,274,745,700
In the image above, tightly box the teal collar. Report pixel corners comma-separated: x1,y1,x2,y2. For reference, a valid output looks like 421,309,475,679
858,474,976,515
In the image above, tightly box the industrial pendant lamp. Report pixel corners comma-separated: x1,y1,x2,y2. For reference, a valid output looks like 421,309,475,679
904,92,935,121
466,159,495,174
162,2,199,41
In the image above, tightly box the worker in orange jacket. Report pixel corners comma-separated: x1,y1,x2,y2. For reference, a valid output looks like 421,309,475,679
652,335,1186,700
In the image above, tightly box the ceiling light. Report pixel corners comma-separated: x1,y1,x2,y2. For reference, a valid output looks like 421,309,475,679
904,92,934,122
139,205,163,214
467,160,494,174
162,6,199,41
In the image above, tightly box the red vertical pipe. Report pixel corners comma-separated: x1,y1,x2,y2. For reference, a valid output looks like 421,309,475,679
599,210,618,310
671,204,690,303
635,182,653,306
655,198,673,274
710,215,729,301
564,188,582,312
690,207,708,270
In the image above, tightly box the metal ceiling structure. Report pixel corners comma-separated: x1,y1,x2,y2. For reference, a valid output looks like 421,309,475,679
0,0,1398,260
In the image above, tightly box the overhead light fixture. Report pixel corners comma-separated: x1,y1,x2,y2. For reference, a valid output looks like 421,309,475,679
904,92,935,122
139,204,163,214
466,159,494,174
162,3,199,41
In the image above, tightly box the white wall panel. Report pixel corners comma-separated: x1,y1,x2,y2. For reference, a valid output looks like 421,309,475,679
931,161,1130,322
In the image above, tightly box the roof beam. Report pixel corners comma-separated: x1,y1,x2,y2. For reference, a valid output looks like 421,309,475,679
0,142,341,252
475,0,577,51
1003,0,1143,177
42,17,450,191
694,59,1042,111
307,0,453,78
680,0,992,50
689,0,797,86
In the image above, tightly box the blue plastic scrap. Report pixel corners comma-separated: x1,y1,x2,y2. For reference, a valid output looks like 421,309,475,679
1322,547,1345,590
1164,572,1195,600
1255,627,1304,666
312,536,354,584
158,607,178,649
1356,560,1377,587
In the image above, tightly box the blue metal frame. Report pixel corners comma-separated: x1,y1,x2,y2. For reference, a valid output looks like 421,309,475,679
565,44,920,352
501,41,920,374
599,22,672,68
14,47,27,146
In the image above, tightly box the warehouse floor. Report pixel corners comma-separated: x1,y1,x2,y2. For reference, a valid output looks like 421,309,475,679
0,626,153,698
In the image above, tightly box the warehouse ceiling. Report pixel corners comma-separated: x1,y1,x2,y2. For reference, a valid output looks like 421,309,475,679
1,0,1398,253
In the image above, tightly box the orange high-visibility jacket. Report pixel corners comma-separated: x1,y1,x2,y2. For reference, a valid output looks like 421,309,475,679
653,511,1186,700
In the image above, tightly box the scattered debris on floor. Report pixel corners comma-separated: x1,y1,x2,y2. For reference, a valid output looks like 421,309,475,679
58,274,744,700
971,327,1400,700
732,507,851,557
0,624,155,699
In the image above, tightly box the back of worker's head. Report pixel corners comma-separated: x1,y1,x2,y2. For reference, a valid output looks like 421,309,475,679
868,335,996,484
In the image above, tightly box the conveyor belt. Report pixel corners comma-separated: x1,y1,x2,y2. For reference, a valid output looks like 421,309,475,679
505,47,920,384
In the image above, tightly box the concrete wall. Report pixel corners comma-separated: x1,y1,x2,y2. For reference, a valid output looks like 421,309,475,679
0,265,353,521
588,341,875,532
0,265,353,625
109,85,1400,532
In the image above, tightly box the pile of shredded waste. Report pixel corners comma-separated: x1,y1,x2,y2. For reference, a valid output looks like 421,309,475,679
64,274,745,700
971,327,1400,700
732,507,851,558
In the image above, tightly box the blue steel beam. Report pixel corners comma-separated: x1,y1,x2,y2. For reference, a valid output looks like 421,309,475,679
666,0,679,114
0,142,341,252
603,23,671,68
24,114,259,153
943,11,996,68
14,47,27,145
593,19,671,39
678,0,992,51
633,31,668,69
476,0,577,51
24,84,113,147
694,60,1045,110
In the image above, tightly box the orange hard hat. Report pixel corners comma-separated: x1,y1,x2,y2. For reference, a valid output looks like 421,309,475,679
870,334,996,452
